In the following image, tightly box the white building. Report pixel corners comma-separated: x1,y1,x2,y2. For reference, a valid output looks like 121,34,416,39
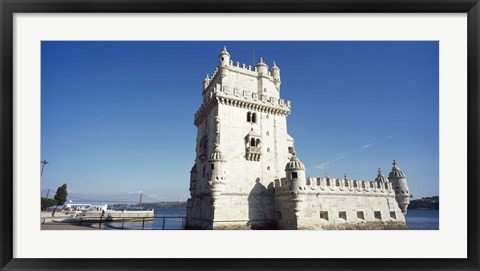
186,47,410,230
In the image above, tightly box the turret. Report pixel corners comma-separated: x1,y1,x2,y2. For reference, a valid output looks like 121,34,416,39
270,61,281,90
218,46,230,68
202,74,209,91
209,145,226,200
285,153,306,193
255,57,269,75
388,160,410,215
375,168,388,182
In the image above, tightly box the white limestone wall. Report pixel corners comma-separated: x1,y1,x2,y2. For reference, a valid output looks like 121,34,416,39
274,192,298,229
274,177,405,229
212,192,274,228
216,103,290,193
186,196,213,229
296,193,404,228
189,64,293,228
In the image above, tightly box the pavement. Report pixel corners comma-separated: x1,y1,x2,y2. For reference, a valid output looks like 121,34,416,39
41,222,100,230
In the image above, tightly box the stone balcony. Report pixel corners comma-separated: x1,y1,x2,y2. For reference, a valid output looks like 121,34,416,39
246,146,261,161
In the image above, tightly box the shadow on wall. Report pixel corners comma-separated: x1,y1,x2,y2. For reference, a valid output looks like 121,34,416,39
247,178,276,229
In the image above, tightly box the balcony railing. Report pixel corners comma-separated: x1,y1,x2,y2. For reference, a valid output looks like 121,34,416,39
246,146,261,161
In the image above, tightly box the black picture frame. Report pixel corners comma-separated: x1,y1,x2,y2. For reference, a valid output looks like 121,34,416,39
1,1,479,270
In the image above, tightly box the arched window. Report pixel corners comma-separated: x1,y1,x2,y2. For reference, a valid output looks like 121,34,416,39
250,138,256,147
252,113,257,123
256,139,261,147
266,131,269,136
267,148,270,153
247,112,251,122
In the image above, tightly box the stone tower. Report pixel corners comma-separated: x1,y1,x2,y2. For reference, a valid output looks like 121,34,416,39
186,47,410,230
186,47,294,229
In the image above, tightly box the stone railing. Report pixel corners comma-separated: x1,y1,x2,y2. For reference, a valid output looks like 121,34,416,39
246,146,261,161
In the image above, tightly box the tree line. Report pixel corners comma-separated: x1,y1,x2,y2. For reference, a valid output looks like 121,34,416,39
41,184,68,210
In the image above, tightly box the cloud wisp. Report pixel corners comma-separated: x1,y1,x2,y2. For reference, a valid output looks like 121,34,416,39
355,143,376,151
314,134,395,170
314,155,345,170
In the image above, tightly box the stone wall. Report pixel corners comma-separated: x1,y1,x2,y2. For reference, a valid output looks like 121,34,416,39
274,177,405,230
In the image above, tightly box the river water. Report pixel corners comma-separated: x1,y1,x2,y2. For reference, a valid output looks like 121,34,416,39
101,208,439,230
405,209,439,230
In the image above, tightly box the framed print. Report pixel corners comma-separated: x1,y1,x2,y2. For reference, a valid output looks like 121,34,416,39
1,0,479,270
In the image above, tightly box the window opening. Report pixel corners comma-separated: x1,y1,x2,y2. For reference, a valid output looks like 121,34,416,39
320,211,329,221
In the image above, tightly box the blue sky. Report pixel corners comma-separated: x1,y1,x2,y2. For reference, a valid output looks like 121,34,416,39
41,41,438,202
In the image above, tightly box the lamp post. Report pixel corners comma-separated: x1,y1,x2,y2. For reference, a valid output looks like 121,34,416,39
41,159,48,177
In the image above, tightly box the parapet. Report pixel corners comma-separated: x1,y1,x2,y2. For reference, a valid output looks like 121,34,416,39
203,56,277,90
194,83,292,126
274,176,394,195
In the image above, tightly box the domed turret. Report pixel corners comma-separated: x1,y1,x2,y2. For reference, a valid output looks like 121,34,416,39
389,160,406,178
218,46,230,67
375,168,388,182
270,61,281,90
387,160,410,215
210,145,224,161
255,57,269,75
285,153,306,192
285,154,305,171
209,145,226,200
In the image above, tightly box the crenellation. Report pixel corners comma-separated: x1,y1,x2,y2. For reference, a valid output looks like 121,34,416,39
276,175,395,196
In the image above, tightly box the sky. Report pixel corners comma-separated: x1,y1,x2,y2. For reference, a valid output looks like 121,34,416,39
41,41,439,203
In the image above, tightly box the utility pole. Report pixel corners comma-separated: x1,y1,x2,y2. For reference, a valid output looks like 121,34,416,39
41,159,49,177
45,189,50,199
139,192,142,208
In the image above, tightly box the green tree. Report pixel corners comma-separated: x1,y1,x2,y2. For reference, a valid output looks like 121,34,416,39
41,198,57,210
54,184,68,206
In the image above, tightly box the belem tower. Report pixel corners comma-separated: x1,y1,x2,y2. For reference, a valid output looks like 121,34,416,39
186,47,411,230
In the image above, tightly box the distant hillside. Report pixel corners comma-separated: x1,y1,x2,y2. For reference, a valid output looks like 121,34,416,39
408,196,439,210
111,201,186,209
142,201,187,209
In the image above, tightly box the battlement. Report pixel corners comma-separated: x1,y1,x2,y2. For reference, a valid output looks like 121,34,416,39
204,64,275,90
194,83,291,126
274,177,394,195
